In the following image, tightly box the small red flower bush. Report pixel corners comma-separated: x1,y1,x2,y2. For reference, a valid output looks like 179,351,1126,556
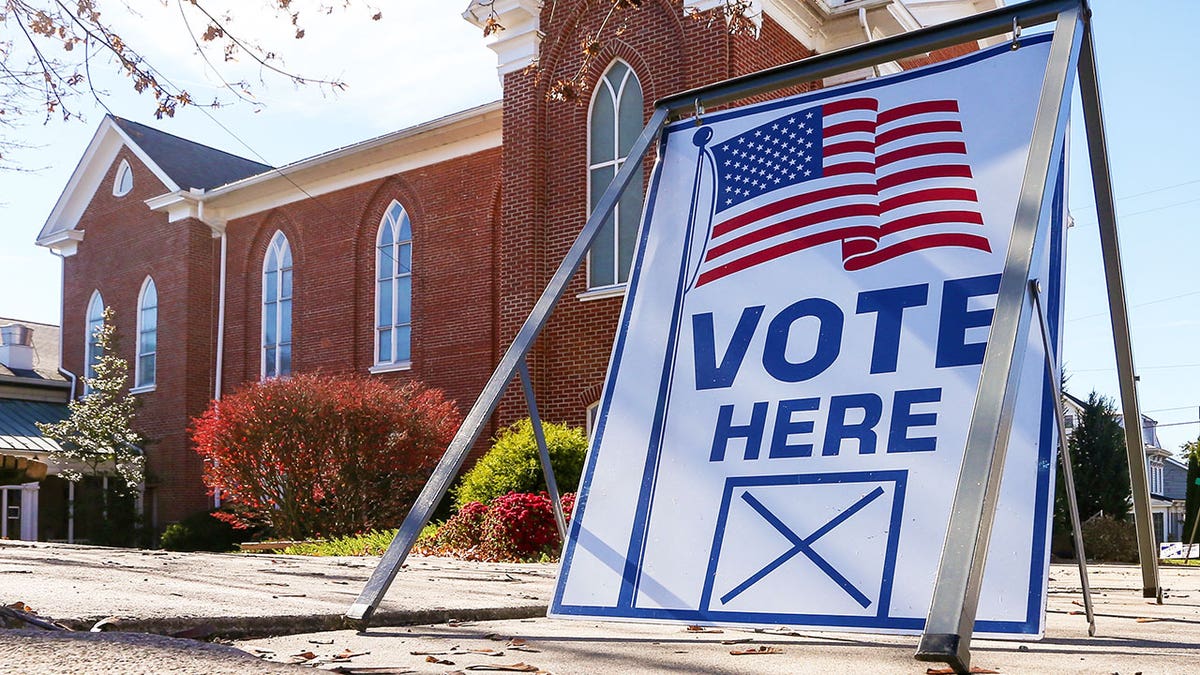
432,500,488,551
419,491,578,562
482,492,560,560
191,373,460,540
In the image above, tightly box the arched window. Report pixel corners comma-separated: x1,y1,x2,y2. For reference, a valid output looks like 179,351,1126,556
587,60,644,289
375,201,413,367
84,291,104,394
262,231,293,378
113,159,133,197
134,277,157,390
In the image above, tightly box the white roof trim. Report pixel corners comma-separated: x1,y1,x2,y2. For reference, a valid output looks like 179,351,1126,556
36,117,179,249
162,101,503,226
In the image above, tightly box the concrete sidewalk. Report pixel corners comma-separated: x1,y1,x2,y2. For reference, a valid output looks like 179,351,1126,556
3,541,1200,673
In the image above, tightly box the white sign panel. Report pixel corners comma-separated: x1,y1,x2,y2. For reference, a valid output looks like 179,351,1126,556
553,36,1067,637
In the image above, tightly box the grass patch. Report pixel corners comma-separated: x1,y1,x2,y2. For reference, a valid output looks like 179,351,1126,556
1161,558,1200,567
281,529,399,556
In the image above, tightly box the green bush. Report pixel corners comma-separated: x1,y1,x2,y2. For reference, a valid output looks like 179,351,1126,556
160,509,246,552
453,418,587,509
1082,515,1139,563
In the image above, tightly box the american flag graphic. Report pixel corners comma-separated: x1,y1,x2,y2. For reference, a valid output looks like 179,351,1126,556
693,97,989,287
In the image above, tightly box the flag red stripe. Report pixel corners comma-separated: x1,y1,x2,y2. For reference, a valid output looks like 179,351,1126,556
707,203,880,260
876,100,959,125
824,120,876,137
697,225,881,287
823,161,877,177
825,140,876,156
881,210,985,235
876,164,972,190
880,187,978,212
876,141,968,167
876,120,964,145
822,98,879,115
843,232,991,271
713,182,878,237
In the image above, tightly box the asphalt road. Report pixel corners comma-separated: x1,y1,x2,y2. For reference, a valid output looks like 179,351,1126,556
3,541,1199,674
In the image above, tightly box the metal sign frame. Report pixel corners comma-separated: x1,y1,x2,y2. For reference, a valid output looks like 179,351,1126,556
348,1,1157,671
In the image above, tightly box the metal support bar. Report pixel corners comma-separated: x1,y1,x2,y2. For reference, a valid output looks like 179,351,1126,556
344,105,672,623
914,7,1083,673
656,0,1080,117
1031,280,1096,637
518,359,568,542
1076,17,1161,603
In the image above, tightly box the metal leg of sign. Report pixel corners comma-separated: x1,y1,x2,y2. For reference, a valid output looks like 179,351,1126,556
518,359,568,541
344,106,671,623
1031,280,1096,637
1076,19,1161,603
914,8,1083,673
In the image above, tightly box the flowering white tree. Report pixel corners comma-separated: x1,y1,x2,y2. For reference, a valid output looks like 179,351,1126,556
37,306,144,495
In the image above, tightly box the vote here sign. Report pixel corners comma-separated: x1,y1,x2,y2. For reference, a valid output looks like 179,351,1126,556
552,35,1066,637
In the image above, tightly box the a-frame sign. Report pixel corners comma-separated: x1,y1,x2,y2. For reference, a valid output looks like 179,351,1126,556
348,1,1160,672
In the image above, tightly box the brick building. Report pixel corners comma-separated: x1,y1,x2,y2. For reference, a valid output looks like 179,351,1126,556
35,0,998,530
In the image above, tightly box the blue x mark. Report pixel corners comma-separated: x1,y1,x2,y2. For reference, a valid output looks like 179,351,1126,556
719,486,886,608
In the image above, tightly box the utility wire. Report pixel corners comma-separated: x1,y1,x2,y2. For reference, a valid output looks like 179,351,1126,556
1071,176,1200,213
1066,289,1200,322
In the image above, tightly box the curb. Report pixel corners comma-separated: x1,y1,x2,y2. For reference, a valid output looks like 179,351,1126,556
58,605,549,640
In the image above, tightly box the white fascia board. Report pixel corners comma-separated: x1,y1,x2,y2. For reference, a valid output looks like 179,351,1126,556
36,117,180,249
181,103,502,225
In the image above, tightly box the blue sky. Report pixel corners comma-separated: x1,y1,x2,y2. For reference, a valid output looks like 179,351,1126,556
1,1,1196,451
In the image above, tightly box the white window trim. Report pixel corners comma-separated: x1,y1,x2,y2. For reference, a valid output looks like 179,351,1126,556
586,59,642,291
84,290,104,395
586,400,601,439
373,200,414,368
368,362,413,374
112,159,133,197
261,231,292,379
134,276,157,390
577,285,627,302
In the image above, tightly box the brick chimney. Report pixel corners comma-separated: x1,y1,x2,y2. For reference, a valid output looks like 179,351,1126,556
0,323,35,371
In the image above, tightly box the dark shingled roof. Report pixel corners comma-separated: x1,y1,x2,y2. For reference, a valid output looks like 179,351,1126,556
0,318,67,384
112,117,272,190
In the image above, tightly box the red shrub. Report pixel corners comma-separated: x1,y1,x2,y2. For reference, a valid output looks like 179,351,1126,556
434,500,488,551
191,373,459,540
480,492,560,560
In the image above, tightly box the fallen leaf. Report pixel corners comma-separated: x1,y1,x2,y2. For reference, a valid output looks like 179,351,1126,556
309,639,334,645
425,655,454,665
686,625,723,633
410,650,453,656
5,602,32,612
721,638,753,645
1136,617,1161,623
272,593,307,598
507,638,527,646
337,649,370,658
508,646,541,653
925,668,999,674
730,646,782,655
462,664,540,672
293,651,318,661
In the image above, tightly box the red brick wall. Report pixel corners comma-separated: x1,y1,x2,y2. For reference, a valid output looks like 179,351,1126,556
219,147,503,449
496,0,814,429
63,149,216,526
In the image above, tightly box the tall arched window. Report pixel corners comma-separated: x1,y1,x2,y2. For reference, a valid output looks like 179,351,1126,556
587,60,644,289
262,231,293,379
134,277,157,390
375,201,413,367
84,291,105,393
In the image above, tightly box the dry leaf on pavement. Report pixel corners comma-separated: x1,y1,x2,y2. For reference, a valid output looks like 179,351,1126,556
425,656,455,665
686,625,723,633
730,645,782,655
